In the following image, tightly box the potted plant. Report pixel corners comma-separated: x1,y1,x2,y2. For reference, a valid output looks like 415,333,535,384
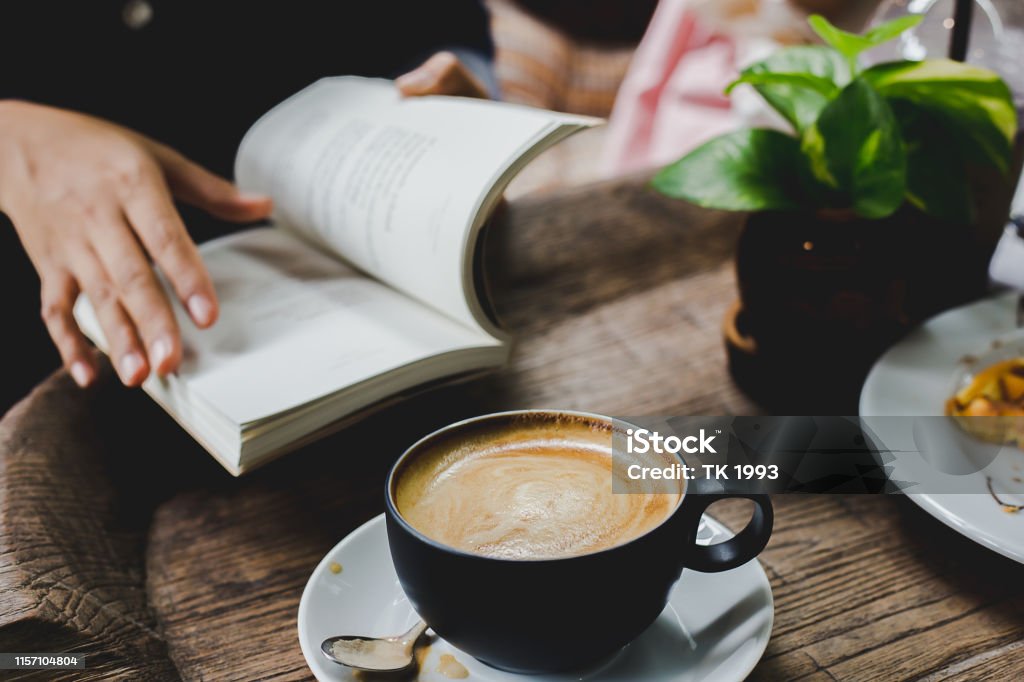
653,14,1019,412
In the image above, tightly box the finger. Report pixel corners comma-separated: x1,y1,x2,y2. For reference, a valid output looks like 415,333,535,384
396,51,488,99
144,140,273,223
117,168,219,329
73,245,149,386
39,270,97,388
90,209,183,376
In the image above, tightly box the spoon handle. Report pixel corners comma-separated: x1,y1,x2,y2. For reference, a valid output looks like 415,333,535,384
399,620,429,649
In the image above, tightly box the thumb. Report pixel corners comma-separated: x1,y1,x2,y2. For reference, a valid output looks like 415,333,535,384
147,141,273,223
396,51,488,99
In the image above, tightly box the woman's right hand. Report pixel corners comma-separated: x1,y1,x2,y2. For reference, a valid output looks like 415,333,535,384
0,101,272,388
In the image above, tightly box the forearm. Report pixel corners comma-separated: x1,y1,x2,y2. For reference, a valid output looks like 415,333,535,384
0,100,34,215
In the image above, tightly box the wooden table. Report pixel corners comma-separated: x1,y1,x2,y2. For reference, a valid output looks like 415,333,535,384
2,177,1023,681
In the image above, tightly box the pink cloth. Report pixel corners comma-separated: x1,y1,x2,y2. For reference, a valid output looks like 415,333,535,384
602,0,744,176
600,0,748,176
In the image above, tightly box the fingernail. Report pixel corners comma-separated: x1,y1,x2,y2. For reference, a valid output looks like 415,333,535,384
149,335,174,372
187,294,215,327
237,191,271,203
118,352,146,384
397,71,431,91
70,361,93,388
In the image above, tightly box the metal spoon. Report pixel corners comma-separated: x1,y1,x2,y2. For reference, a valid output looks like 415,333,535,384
320,620,429,672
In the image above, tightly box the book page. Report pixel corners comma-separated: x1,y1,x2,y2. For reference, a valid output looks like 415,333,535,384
75,228,502,426
234,77,596,332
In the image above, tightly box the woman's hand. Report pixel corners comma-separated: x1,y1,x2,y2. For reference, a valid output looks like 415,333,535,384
0,101,272,388
396,51,491,99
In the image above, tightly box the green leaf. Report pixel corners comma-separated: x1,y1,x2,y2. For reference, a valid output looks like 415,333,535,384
863,59,1017,174
652,129,805,211
864,14,924,46
745,45,853,87
889,99,973,223
803,78,906,218
801,123,836,187
808,14,875,63
727,72,838,98
807,14,922,71
731,46,849,131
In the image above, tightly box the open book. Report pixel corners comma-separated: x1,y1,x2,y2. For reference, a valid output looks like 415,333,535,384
74,77,597,475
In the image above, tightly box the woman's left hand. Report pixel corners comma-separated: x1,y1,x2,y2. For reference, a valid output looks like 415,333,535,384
396,51,490,99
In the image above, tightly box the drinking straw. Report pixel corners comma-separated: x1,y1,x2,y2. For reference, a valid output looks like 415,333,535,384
949,0,974,62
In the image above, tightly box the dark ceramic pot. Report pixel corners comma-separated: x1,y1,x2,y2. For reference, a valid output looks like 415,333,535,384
726,207,988,412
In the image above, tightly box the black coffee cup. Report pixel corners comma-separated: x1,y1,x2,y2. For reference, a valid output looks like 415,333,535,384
384,410,773,674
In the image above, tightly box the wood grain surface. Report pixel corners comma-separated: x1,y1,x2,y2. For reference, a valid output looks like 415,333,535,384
2,176,1023,681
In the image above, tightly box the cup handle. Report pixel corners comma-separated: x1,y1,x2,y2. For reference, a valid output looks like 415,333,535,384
682,477,774,573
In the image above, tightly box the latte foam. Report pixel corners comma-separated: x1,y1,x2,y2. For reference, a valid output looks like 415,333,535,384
394,416,681,560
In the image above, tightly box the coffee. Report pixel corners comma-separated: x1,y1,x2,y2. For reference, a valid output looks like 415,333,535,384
387,410,773,672
394,415,682,559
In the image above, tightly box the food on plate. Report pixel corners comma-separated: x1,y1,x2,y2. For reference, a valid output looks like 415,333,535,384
946,358,1024,446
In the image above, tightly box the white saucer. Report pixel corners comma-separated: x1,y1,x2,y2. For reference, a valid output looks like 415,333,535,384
860,292,1024,564
297,514,773,682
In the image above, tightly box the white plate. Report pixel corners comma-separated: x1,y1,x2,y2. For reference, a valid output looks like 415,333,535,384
298,514,774,682
860,292,1024,564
